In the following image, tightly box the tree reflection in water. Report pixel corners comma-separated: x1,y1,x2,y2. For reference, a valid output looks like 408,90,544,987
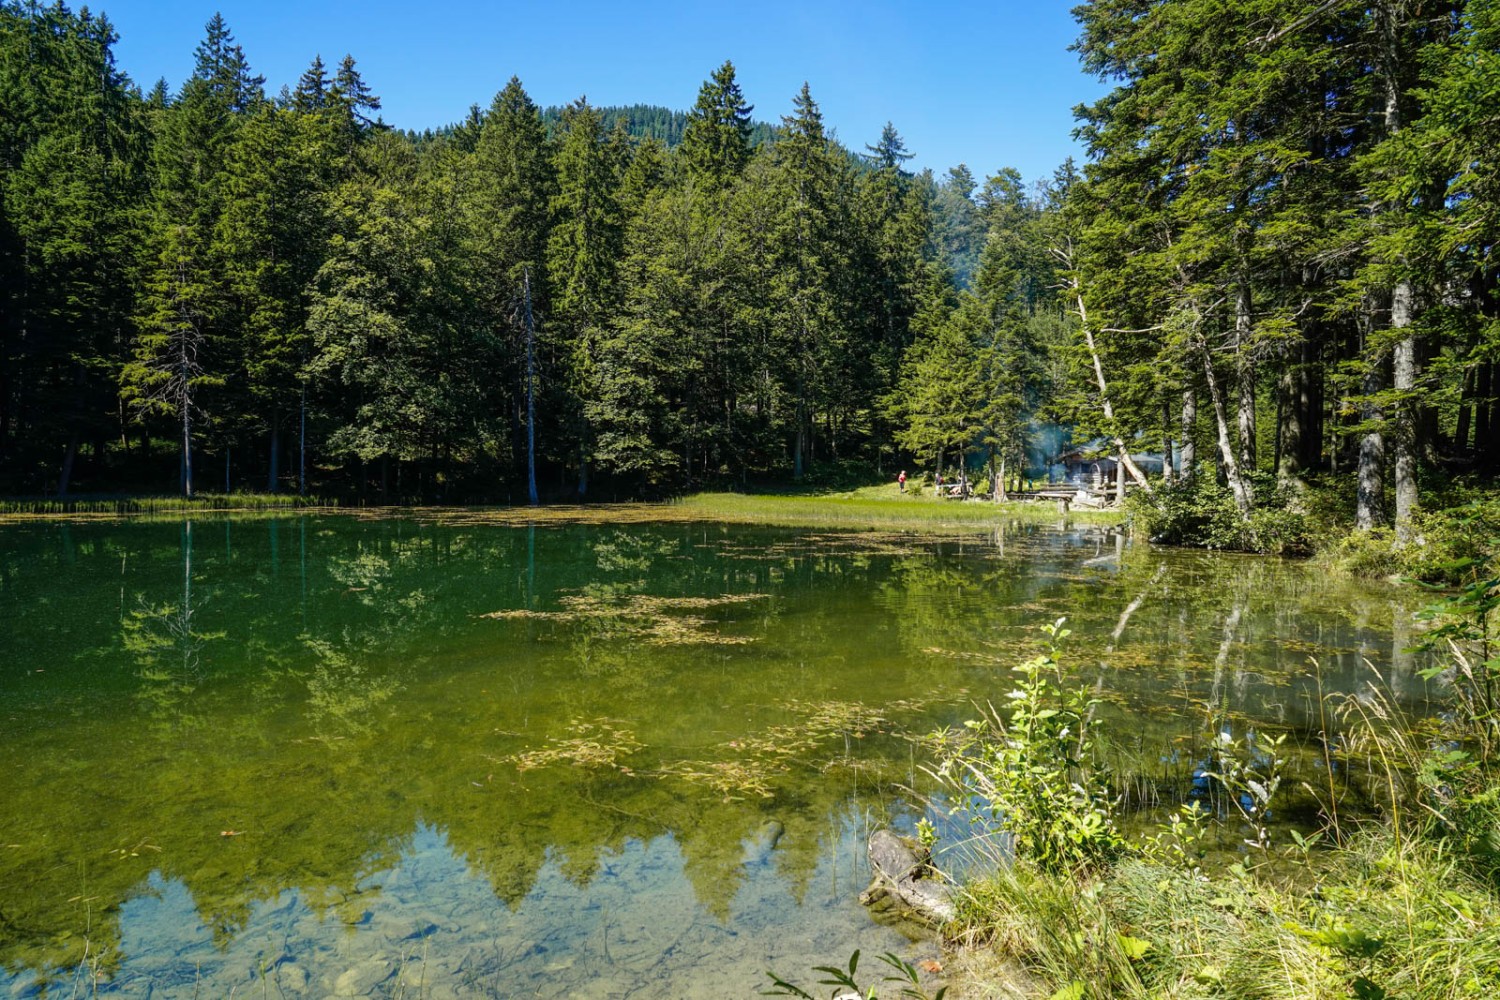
0,514,1432,996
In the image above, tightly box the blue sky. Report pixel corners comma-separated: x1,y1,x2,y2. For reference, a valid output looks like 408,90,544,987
94,1,1108,184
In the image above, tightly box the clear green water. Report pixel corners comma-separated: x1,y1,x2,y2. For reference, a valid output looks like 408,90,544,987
0,513,1428,998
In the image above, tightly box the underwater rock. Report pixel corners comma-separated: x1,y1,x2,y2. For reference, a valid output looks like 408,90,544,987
742,819,785,865
332,957,393,995
277,961,309,992
859,829,954,925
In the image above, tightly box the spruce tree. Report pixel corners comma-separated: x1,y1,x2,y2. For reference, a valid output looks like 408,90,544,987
679,60,754,188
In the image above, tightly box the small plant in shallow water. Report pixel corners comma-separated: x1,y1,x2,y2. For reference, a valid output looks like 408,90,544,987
1200,727,1287,860
763,949,946,1000
930,618,1126,874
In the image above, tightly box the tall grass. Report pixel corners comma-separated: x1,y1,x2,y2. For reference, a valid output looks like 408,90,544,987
0,492,333,516
931,627,1500,1000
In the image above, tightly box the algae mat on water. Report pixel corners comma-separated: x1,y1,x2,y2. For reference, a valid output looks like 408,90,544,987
0,513,1426,998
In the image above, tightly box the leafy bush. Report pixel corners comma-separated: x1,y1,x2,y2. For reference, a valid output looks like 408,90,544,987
1126,475,1313,554
929,620,1127,875
1324,496,1500,586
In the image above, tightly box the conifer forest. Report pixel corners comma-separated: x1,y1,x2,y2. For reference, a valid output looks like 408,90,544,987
9,5,1500,998
2,1,1498,545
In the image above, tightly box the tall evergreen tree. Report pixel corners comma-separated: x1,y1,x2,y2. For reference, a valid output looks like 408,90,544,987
679,60,754,187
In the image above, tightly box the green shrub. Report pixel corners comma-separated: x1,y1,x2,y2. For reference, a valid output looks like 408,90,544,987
1126,476,1313,554
929,620,1127,875
1323,497,1500,586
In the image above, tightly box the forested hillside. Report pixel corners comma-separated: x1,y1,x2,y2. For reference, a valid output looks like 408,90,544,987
0,6,998,501
1,1,1496,554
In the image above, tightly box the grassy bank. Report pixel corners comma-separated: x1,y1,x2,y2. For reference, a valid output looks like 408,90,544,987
766,609,1500,999
675,488,1126,531
1126,473,1500,588
951,622,1498,999
0,485,1125,535
0,492,333,517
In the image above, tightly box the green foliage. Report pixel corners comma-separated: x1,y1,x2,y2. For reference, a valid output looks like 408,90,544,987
1127,476,1313,555
1326,494,1500,586
763,949,946,1000
936,632,1500,1000
6,0,1500,523
931,620,1126,874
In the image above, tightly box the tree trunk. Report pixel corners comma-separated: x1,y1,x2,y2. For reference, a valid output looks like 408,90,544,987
1477,362,1493,459
181,393,193,498
298,380,307,496
1115,447,1128,507
524,267,539,506
58,432,78,498
1180,388,1196,484
1161,400,1174,485
1200,341,1253,516
267,409,281,493
1455,364,1474,454
1391,280,1417,544
1376,0,1418,540
1277,358,1307,492
794,412,805,480
1235,281,1257,471
1356,359,1385,531
1071,286,1154,493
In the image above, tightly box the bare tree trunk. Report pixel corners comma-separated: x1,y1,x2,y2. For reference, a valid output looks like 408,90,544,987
1180,389,1196,484
1069,283,1153,492
1161,400,1174,485
1356,359,1385,531
298,379,307,496
181,392,193,498
1115,448,1128,507
1234,281,1257,471
1200,341,1253,516
1391,280,1417,543
1377,0,1419,541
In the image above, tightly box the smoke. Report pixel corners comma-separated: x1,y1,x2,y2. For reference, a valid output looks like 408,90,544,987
1026,419,1072,481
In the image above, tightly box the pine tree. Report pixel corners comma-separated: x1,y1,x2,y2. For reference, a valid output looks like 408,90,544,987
292,55,330,113
466,77,554,481
864,122,913,171
769,83,847,478
679,60,754,187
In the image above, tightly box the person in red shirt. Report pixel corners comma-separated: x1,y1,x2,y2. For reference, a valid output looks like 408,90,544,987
897,470,907,493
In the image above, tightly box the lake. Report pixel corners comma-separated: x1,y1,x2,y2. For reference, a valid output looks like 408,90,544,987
0,511,1428,998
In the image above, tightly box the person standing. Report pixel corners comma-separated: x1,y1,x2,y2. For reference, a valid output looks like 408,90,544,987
897,470,907,493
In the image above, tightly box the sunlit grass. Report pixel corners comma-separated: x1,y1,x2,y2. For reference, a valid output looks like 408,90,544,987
0,492,332,517
674,491,1125,530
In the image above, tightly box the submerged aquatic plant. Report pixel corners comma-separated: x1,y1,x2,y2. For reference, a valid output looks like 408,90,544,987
507,719,644,773
481,592,770,645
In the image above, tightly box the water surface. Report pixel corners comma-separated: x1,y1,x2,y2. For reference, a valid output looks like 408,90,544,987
0,513,1426,997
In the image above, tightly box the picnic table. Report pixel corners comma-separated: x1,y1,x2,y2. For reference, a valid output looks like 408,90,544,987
938,481,971,499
